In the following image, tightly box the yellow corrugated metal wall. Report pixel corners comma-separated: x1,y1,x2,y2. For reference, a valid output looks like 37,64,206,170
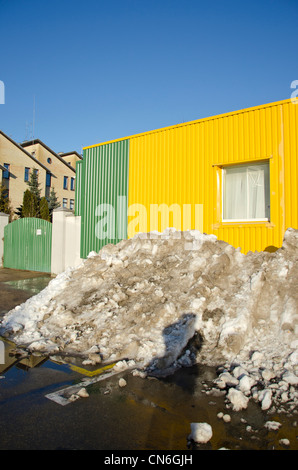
283,101,298,232
128,99,298,253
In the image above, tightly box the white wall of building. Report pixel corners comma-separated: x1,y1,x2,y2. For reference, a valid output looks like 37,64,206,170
0,212,9,267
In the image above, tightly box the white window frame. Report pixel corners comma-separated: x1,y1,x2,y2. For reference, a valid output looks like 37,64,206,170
222,161,270,223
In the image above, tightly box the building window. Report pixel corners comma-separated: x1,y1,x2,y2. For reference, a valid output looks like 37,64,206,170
63,176,68,190
70,177,75,191
24,167,30,182
223,162,270,221
46,172,51,187
63,198,68,208
47,157,52,164
3,163,10,179
70,199,74,211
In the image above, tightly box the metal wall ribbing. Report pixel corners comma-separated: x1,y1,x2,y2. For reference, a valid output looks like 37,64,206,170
80,139,129,258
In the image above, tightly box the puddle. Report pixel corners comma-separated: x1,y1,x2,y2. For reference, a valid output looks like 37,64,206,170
3,276,52,295
0,273,52,318
0,336,115,378
0,336,297,450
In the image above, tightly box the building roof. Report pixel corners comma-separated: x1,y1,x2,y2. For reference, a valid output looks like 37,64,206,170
58,150,83,160
21,139,76,173
0,130,52,173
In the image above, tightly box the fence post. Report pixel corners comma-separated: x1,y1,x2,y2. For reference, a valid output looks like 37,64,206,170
51,207,82,275
51,207,72,275
0,212,9,267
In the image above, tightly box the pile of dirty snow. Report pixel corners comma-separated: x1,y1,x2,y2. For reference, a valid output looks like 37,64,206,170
1,228,297,413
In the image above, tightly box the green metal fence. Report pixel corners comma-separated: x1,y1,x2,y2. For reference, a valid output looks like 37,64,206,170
4,218,52,272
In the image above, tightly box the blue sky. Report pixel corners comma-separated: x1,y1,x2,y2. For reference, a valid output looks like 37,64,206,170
0,0,297,155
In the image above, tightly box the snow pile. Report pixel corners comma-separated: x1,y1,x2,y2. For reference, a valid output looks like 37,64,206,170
0,227,297,412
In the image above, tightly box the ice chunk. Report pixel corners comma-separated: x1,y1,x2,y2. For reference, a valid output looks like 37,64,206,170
118,378,127,388
238,375,256,394
264,421,282,431
259,390,272,410
189,422,213,444
77,388,89,398
282,371,298,385
261,369,275,382
227,388,249,411
214,372,239,389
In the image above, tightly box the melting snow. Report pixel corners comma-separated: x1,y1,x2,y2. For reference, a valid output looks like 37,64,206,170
1,227,297,415
189,422,213,444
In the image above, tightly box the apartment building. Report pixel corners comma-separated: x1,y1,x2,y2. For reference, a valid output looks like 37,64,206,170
0,130,81,216
59,151,82,169
0,131,49,215
21,139,78,211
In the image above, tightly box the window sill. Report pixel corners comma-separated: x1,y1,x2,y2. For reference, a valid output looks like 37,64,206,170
213,220,275,229
223,218,269,223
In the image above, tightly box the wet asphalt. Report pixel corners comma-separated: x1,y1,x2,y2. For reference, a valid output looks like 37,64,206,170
0,268,297,452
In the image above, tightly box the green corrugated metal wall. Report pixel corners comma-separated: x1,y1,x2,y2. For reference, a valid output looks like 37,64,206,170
80,139,129,258
4,218,52,272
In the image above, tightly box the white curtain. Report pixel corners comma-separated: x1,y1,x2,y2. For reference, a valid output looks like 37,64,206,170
223,163,269,220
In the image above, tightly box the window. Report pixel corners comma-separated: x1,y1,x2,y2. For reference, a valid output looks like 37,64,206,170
63,198,68,208
47,157,52,164
223,162,270,221
3,163,10,179
46,172,51,187
63,176,68,190
24,167,30,182
70,199,74,210
70,177,75,191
